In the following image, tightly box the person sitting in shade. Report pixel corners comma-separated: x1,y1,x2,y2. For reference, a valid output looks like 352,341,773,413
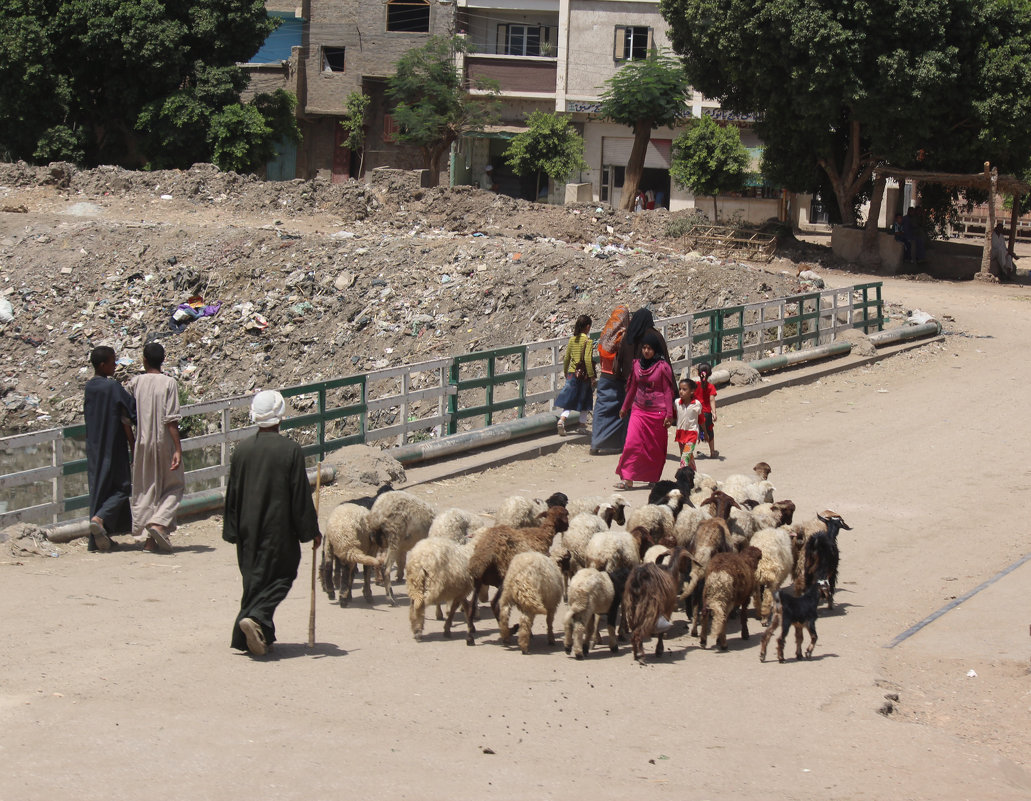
991,222,1019,281
223,390,322,657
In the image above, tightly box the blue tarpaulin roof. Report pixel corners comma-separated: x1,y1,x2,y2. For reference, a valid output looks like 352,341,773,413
248,12,302,63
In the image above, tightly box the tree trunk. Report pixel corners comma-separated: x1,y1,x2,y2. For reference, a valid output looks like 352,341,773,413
977,162,997,281
712,195,719,224
425,147,442,187
619,119,651,211
859,171,887,269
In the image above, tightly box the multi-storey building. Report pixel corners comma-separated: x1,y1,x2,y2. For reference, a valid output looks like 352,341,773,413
243,0,780,220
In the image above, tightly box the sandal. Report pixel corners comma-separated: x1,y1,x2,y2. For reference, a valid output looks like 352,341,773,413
614,480,633,490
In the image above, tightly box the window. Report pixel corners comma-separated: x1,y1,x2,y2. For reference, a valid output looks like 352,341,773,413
387,0,429,33
322,47,345,72
495,24,555,56
614,26,652,61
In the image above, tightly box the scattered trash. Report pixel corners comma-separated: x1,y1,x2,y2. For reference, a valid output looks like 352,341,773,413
244,313,269,332
966,669,977,678
0,297,14,323
160,194,173,200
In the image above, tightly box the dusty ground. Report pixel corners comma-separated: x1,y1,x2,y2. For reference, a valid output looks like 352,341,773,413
2,262,1030,800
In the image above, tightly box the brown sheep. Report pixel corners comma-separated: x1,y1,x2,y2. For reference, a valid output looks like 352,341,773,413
623,547,695,661
699,545,763,650
466,505,569,635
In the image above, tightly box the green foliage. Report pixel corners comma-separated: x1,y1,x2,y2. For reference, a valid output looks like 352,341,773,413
599,50,691,130
341,92,371,153
670,116,749,200
388,36,499,181
0,0,279,169
504,112,588,197
661,0,1031,224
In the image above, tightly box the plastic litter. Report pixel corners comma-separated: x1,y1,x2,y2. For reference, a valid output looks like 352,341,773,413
0,297,13,323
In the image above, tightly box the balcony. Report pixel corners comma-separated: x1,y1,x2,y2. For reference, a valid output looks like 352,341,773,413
466,53,557,96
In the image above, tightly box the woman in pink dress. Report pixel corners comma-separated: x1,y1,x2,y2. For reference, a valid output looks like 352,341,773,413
614,331,674,489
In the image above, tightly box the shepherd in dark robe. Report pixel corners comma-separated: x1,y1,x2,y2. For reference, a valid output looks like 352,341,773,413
84,346,136,552
223,390,321,656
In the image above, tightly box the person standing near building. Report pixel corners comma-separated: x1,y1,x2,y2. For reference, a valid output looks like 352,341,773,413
127,342,184,553
481,163,497,192
84,346,136,552
223,390,322,657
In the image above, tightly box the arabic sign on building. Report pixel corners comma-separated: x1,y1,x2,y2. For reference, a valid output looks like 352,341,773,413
702,107,761,123
566,100,603,114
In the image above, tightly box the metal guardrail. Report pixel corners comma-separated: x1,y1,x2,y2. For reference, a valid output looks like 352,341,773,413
0,282,884,527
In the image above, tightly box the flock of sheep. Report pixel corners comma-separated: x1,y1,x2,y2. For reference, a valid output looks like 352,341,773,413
319,462,853,663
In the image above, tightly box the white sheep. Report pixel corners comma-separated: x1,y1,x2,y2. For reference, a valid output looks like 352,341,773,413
494,495,545,528
566,494,629,525
585,527,649,572
624,489,682,544
366,490,435,604
643,544,671,563
321,503,384,606
428,507,490,542
673,504,712,547
749,526,796,625
552,511,608,579
563,567,615,658
498,551,564,654
405,537,475,642
689,472,719,508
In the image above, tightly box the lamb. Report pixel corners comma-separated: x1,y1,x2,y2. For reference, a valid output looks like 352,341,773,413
498,551,564,654
566,494,629,525
551,511,609,596
625,489,682,544
428,507,490,543
803,512,852,610
365,490,435,604
585,525,653,571
688,471,719,508
467,506,569,629
623,547,693,660
493,492,568,528
728,498,794,549
680,517,734,635
759,580,821,662
563,567,615,659
749,526,796,625
405,538,475,642
790,510,848,589
699,545,763,650
320,502,384,606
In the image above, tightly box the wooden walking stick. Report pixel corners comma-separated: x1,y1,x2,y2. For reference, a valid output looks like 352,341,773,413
308,458,323,648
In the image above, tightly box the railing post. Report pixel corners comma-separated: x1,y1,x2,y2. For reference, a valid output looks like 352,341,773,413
318,385,327,460
399,372,409,447
220,406,231,489
447,359,459,436
52,432,64,526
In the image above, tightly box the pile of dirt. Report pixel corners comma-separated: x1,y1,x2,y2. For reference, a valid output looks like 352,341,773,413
0,162,846,434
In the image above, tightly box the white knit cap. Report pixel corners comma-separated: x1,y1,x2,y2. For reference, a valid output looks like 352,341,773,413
250,390,287,427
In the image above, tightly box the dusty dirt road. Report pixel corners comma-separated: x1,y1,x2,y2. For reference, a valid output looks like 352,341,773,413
2,269,1030,801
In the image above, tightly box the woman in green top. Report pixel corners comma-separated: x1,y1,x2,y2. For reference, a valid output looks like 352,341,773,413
555,314,595,435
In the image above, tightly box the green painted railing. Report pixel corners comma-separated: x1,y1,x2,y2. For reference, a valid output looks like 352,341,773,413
0,282,884,526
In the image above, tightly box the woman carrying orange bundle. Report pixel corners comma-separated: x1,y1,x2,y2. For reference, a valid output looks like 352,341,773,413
590,304,630,455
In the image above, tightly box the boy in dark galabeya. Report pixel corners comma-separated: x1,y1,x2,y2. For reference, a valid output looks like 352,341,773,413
84,346,136,552
223,390,322,656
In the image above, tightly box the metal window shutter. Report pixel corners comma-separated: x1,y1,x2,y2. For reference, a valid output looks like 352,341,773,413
602,137,672,169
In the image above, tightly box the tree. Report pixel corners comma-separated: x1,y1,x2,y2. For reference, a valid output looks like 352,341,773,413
660,0,1031,254
599,50,691,211
388,36,500,187
504,111,588,201
340,91,371,178
670,115,749,223
0,0,296,171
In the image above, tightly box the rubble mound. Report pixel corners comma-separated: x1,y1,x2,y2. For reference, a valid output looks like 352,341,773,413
0,162,820,433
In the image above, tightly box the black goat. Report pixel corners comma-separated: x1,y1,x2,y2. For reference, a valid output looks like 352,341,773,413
648,466,696,509
759,581,821,662
803,512,852,610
